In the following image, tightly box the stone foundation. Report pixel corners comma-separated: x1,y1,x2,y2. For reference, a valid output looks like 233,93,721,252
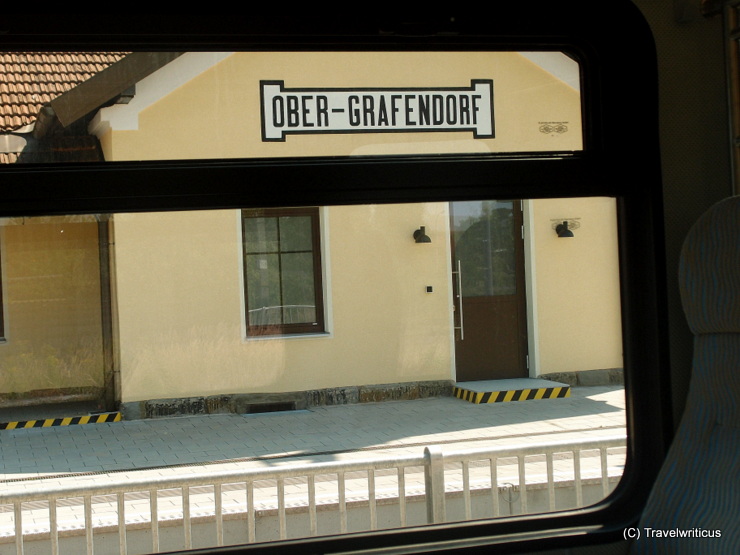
539,368,623,387
121,380,454,420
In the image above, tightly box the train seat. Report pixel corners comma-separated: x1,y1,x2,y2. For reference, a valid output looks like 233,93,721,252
632,195,740,553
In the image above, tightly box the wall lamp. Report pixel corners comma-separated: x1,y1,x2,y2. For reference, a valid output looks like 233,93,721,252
413,226,432,243
552,219,580,238
556,221,574,238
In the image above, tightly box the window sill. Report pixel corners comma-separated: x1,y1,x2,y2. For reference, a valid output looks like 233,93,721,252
243,331,332,342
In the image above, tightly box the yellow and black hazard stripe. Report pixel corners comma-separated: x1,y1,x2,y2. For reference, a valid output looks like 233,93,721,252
453,385,570,404
0,412,122,430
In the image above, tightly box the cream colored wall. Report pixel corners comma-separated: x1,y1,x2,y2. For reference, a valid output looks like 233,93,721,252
0,219,104,397
95,51,617,402
529,198,623,374
113,196,622,402
97,51,581,161
113,205,451,402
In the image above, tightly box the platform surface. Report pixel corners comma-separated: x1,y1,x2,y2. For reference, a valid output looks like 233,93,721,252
0,385,620,484
0,386,625,543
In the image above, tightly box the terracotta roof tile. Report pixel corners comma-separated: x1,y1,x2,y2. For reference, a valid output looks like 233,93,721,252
0,52,129,132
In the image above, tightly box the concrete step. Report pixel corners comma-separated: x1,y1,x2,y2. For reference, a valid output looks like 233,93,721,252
453,379,571,404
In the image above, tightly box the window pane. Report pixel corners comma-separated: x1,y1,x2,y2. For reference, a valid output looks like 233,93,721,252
246,253,281,325
1,47,634,555
244,217,278,254
280,251,317,323
279,216,313,252
0,200,625,554
452,200,518,297
1,51,582,165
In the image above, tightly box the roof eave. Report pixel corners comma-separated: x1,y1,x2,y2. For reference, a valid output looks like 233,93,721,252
37,51,184,137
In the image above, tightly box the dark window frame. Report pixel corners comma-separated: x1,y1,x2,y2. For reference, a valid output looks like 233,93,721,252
242,206,325,336
0,7,670,554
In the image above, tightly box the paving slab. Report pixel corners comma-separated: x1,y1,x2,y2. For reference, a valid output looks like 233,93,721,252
0,387,627,545
0,386,625,484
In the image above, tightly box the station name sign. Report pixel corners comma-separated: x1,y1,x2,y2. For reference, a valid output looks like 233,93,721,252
260,80,494,142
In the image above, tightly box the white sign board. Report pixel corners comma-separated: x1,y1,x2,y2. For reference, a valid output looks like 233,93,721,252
261,80,494,142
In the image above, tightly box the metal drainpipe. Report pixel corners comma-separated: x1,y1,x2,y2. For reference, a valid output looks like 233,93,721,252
97,216,116,412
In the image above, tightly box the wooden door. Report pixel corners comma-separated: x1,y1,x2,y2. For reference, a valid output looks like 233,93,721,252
451,200,528,382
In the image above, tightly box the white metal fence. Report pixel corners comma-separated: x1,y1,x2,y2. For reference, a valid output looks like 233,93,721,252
0,434,625,554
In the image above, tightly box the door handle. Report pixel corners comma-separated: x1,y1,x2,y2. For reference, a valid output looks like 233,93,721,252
454,259,465,340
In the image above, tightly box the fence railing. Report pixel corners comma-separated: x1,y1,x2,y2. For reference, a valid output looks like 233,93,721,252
0,433,625,555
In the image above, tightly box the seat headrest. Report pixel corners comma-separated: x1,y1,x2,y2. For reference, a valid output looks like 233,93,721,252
678,196,740,335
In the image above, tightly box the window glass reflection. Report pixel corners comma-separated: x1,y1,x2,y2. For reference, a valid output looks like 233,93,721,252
1,51,582,165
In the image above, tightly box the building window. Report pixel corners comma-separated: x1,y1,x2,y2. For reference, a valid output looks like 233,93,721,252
242,207,325,336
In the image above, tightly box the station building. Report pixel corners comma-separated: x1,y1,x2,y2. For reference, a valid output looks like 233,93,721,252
0,51,623,418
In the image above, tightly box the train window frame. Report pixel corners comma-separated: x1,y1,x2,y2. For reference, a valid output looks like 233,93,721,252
0,6,670,554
